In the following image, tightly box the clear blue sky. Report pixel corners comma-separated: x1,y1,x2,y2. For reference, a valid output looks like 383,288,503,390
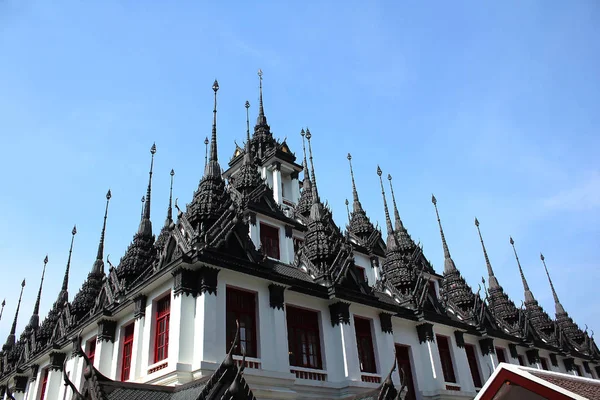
1,1,599,342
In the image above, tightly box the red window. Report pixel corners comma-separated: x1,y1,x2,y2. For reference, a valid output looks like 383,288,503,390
226,287,257,358
286,305,322,369
495,347,507,364
517,355,525,366
121,323,135,381
154,295,170,363
356,266,367,282
354,317,377,373
395,345,416,400
465,344,482,388
436,335,456,383
260,223,280,259
540,357,549,371
86,337,96,367
39,368,49,400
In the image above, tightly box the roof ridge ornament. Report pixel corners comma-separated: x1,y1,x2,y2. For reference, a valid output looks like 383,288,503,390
510,236,535,303
431,194,457,273
540,253,566,315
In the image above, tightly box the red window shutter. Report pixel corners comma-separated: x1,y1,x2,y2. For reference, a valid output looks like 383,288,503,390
495,347,507,364
121,323,135,381
465,344,482,388
39,369,49,400
226,287,257,358
436,335,456,383
260,223,280,259
154,295,171,363
286,305,323,369
354,317,377,373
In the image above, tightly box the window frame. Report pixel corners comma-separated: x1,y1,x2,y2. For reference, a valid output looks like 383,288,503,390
86,337,97,367
286,305,323,370
121,322,135,381
355,266,367,283
39,368,49,400
226,286,258,358
354,316,377,373
154,294,171,363
259,222,280,260
464,343,483,388
540,357,549,371
435,334,457,383
517,355,525,366
495,347,507,364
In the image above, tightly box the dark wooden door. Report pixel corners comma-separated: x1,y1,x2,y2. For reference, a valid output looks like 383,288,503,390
395,344,417,400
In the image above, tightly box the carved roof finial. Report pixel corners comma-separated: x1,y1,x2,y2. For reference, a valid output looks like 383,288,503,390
140,196,145,220
301,128,312,186
474,218,499,288
138,143,155,236
387,174,405,232
295,128,314,216
204,80,221,178
345,199,350,223
431,194,457,273
204,137,209,168
306,128,319,201
27,255,48,331
232,100,262,195
0,299,5,322
540,253,566,315
510,236,535,303
58,225,77,304
92,189,111,275
166,169,175,225
256,69,267,126
5,279,25,347
245,100,251,146
378,166,397,251
347,153,361,211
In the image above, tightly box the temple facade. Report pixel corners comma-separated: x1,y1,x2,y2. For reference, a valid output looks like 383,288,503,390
0,72,598,400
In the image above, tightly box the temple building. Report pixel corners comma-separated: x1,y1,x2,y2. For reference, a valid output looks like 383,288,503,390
0,72,598,400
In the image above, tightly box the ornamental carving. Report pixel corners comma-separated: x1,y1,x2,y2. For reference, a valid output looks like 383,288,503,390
198,266,219,295
13,376,27,393
329,302,350,327
49,352,67,371
268,284,285,310
379,313,393,334
416,323,434,344
526,349,540,365
479,338,495,356
563,357,575,372
454,331,465,349
134,295,147,319
508,344,519,359
173,267,198,297
29,364,39,382
97,319,117,343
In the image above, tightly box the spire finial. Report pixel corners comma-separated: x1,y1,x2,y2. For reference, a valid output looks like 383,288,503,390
306,128,319,201
378,166,397,249
140,196,145,220
6,279,26,346
347,153,362,212
29,255,48,329
345,199,350,223
474,218,498,288
0,299,5,322
59,225,77,303
387,174,405,231
204,80,221,178
540,253,565,314
431,195,457,273
143,142,156,221
92,189,111,274
166,169,175,225
204,137,209,168
300,129,312,186
256,69,267,125
244,100,252,161
510,236,535,303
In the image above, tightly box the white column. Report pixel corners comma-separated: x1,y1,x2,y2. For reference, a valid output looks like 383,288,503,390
95,339,115,377
413,326,444,393
194,287,225,369
131,317,145,380
169,292,195,369
259,286,289,372
452,339,475,392
340,318,361,381
291,173,300,203
376,329,396,385
12,389,24,400
44,369,63,400
272,166,282,204
280,227,293,264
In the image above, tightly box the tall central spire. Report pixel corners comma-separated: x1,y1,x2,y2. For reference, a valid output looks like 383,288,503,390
347,154,361,211
256,69,267,126
295,129,314,217
4,279,25,348
139,143,156,237
27,256,48,331
232,100,261,195
510,237,534,303
166,169,175,225
431,195,457,273
377,166,397,251
204,80,221,178
306,128,320,209
387,175,414,249
58,226,77,305
474,218,498,288
540,253,566,314
92,190,112,275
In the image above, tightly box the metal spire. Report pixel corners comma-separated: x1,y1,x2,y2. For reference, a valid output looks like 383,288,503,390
345,199,350,223
204,80,221,178
144,143,156,220
0,299,5,322
204,137,209,168
431,195,457,273
92,189,111,275
5,279,25,347
387,174,405,231
347,153,362,212
540,253,566,314
509,237,534,303
474,218,499,288
301,129,312,187
58,225,77,304
306,128,319,201
245,100,252,158
256,69,267,126
378,166,397,250
165,169,175,226
28,255,48,330
140,196,145,221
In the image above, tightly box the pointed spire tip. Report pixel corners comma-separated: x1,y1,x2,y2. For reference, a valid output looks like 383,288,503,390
474,217,479,226
431,194,437,205
150,142,156,154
